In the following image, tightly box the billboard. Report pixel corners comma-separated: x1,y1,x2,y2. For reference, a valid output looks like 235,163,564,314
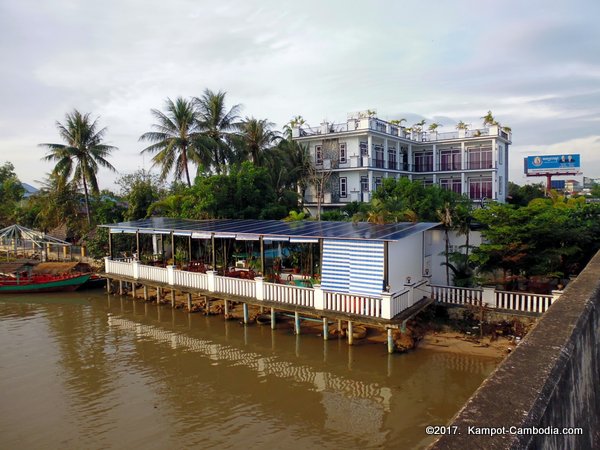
524,154,580,175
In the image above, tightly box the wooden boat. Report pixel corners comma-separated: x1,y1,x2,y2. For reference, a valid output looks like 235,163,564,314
0,273,91,293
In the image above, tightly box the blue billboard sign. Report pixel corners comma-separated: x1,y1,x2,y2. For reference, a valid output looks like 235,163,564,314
524,154,581,175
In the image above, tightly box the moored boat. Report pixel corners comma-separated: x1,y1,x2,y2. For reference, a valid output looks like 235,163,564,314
0,273,91,293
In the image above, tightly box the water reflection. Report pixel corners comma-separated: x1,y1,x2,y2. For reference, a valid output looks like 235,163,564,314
0,293,499,450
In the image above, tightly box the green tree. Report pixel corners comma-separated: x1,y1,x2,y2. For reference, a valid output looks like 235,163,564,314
0,162,24,226
506,182,545,206
40,110,117,225
194,89,241,172
117,170,165,220
236,117,280,165
139,97,208,187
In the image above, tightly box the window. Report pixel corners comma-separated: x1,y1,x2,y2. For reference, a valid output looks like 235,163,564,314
360,176,369,192
360,141,368,156
374,145,384,168
339,143,347,163
375,177,382,191
388,146,397,170
339,177,347,197
467,146,492,169
315,145,323,164
498,144,504,165
414,152,433,172
439,148,461,171
499,176,503,195
440,178,462,194
468,177,493,200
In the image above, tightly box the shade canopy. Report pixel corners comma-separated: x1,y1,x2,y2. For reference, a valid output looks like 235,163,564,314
0,224,71,248
101,217,439,242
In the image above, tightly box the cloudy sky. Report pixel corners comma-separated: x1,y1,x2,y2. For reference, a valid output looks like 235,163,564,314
1,0,599,190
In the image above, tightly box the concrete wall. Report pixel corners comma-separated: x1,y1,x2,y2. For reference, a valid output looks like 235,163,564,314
431,250,600,449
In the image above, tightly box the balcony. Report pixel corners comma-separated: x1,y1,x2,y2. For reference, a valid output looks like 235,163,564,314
438,162,462,171
104,258,419,321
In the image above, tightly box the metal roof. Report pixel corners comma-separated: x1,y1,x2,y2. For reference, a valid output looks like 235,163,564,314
100,217,439,242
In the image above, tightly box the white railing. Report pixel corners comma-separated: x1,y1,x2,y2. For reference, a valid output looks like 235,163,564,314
264,283,314,308
431,285,483,305
173,270,209,291
389,289,411,318
495,291,553,314
324,292,383,318
215,275,256,298
138,265,169,284
106,259,134,278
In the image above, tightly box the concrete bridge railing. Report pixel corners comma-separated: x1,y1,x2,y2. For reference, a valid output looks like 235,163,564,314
430,251,600,449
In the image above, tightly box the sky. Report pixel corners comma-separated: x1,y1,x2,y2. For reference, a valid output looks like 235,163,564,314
1,0,599,191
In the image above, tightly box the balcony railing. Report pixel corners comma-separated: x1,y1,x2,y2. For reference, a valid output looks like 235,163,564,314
104,259,423,321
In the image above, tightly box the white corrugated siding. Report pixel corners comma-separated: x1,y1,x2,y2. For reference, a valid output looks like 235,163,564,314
321,240,384,297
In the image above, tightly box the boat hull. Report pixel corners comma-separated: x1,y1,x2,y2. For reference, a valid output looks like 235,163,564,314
0,274,92,294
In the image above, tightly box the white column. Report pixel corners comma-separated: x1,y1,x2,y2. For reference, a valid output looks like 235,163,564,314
482,287,495,307
255,276,265,300
313,284,324,310
384,138,389,171
381,292,392,320
167,265,175,285
408,144,413,173
461,142,466,170
432,144,437,172
104,257,109,273
132,260,140,280
206,270,216,292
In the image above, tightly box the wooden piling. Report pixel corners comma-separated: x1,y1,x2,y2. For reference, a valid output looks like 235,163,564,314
156,287,161,304
322,317,328,340
187,293,192,311
243,303,249,324
387,328,394,354
294,311,300,335
106,278,111,293
271,307,276,330
224,299,229,317
171,290,175,308
143,285,148,301
119,280,123,295
348,320,354,345
206,297,210,315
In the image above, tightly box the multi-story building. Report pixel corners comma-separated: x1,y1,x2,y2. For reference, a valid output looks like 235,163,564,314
292,111,511,212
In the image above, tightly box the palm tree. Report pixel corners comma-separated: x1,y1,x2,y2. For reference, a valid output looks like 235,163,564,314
237,117,280,165
283,115,307,140
389,118,407,126
428,122,442,132
194,89,241,172
139,97,208,187
456,120,469,131
40,109,117,225
481,110,496,127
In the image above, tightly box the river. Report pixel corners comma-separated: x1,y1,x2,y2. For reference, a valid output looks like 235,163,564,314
0,290,499,449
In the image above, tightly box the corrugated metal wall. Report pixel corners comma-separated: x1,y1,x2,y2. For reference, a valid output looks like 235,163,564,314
321,239,384,297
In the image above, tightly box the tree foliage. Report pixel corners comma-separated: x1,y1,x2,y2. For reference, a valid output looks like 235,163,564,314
0,162,24,226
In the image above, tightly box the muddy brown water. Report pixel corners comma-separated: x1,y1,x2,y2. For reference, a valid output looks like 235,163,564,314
0,291,500,449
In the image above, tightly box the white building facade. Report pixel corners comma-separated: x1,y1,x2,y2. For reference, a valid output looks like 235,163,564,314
292,112,512,211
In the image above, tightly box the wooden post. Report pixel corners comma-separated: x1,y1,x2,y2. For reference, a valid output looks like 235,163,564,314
143,285,148,300
188,235,192,264
337,319,342,334
271,307,276,330
187,293,192,311
106,278,111,293
243,303,249,324
171,289,176,308
119,280,123,295
206,297,211,315
348,320,354,345
260,236,265,275
224,299,229,318
211,234,216,270
170,232,175,265
136,231,140,259
108,232,113,259
387,328,394,354
156,286,161,304
322,317,329,340
131,283,136,298
294,311,300,335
